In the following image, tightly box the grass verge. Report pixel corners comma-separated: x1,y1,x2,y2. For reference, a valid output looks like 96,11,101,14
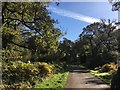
33,72,69,88
90,70,112,85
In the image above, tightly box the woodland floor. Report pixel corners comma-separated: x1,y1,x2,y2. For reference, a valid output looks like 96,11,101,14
65,65,110,89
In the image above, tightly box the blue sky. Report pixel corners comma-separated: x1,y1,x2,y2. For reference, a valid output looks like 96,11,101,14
48,2,117,41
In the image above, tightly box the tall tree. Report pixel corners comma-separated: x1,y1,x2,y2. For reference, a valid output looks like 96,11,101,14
76,20,118,67
2,2,62,62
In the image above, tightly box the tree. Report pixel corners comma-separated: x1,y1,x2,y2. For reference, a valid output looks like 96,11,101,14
58,38,75,63
76,20,118,68
2,2,62,62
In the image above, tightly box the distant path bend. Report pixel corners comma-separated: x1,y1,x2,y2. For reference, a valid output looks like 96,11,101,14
65,65,110,89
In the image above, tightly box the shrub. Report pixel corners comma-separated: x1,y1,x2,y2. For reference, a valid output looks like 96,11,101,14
3,81,32,89
2,61,39,85
2,61,55,89
34,62,55,78
99,64,117,73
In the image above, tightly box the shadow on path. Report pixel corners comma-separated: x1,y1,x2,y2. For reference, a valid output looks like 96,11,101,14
65,65,110,89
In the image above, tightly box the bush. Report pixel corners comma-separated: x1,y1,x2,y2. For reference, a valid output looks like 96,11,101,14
3,81,31,89
3,61,38,85
99,64,117,73
34,62,55,78
2,61,55,89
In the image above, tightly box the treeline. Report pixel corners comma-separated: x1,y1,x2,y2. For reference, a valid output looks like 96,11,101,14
61,20,120,69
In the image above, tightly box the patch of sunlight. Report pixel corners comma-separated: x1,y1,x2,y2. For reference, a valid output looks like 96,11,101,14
90,70,110,76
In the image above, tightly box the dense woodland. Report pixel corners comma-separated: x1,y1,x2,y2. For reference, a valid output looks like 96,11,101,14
1,2,120,89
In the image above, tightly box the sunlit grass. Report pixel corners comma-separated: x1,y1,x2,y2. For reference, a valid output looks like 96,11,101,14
33,72,69,88
90,70,110,76
90,70,112,85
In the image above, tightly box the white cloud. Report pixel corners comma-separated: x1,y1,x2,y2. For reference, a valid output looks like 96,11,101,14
47,6,100,23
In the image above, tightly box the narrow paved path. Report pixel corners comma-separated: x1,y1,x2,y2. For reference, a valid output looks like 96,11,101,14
65,65,110,89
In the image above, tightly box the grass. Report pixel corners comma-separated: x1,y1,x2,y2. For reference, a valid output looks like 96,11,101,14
33,72,69,88
79,64,87,70
90,70,112,85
